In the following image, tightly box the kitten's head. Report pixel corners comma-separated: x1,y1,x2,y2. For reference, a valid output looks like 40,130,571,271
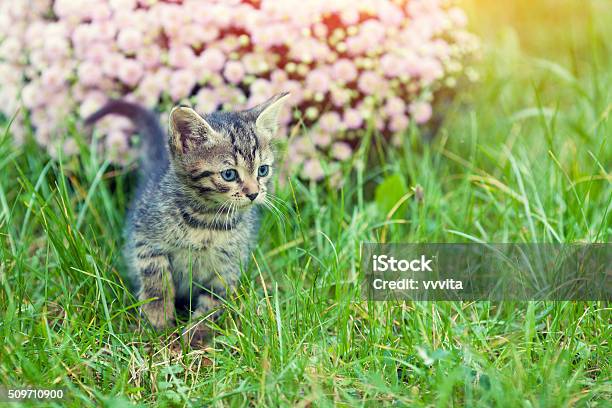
168,92,290,209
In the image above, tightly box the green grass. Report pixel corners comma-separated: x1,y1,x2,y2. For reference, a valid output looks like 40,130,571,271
1,1,611,406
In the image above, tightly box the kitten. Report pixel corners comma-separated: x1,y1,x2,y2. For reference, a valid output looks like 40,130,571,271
86,93,290,339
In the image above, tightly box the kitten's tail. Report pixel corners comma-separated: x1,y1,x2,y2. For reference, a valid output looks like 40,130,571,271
84,100,168,173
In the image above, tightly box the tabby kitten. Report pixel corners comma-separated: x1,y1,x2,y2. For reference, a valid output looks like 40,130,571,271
86,93,290,335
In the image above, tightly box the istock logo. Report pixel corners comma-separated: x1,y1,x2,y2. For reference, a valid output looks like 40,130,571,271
372,255,433,272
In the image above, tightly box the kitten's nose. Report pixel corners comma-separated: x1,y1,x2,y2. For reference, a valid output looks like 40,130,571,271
246,192,259,201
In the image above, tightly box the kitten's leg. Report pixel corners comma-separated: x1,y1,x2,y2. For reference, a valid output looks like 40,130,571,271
135,251,176,329
197,270,240,317
183,294,220,346
186,272,238,345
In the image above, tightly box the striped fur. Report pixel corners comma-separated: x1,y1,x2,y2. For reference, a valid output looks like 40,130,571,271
87,93,290,332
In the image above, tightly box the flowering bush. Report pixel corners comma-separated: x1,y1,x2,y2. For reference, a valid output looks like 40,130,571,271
0,0,478,179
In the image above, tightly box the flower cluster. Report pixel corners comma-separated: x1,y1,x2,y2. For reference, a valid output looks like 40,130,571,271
0,0,478,178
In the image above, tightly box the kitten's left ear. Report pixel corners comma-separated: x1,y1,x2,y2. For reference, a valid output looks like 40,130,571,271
169,106,218,155
252,92,291,139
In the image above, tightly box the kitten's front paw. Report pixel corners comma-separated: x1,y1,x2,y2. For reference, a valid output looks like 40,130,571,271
194,293,223,321
183,324,212,347
142,301,175,330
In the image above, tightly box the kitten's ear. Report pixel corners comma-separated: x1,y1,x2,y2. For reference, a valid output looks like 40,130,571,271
169,106,217,154
253,92,291,139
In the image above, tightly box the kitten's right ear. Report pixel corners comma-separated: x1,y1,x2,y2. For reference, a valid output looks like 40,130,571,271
169,106,217,154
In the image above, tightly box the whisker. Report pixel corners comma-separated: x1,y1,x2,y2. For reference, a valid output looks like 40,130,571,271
225,201,236,230
267,193,295,213
262,197,288,229
265,194,293,222
211,199,231,228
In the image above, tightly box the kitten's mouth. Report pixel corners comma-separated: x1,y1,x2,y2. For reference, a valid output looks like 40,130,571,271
221,199,254,210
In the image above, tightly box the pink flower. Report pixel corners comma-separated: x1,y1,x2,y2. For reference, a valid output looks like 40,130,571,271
168,46,195,69
117,27,143,53
209,4,233,28
200,26,221,43
377,2,404,27
301,159,325,180
242,53,267,74
2,1,30,19
232,4,257,28
43,36,70,60
178,24,219,45
360,20,386,48
217,85,245,107
419,58,444,85
117,59,144,87
384,97,406,116
306,69,331,94
62,138,79,156
251,25,286,48
169,69,197,100
281,80,304,105
161,21,182,40
312,131,332,147
330,87,351,107
223,61,245,84
41,65,69,90
79,91,107,118
388,113,409,132
195,87,220,113
25,22,46,49
30,109,48,129
380,53,405,77
270,69,288,86
78,61,104,86
343,109,363,129
429,39,450,59
346,35,369,55
331,142,352,161
292,136,316,155
153,67,172,89
319,111,341,133
137,46,162,69
86,43,112,64
35,123,52,146
105,130,129,155
409,102,432,124
102,53,125,77
21,82,43,108
46,92,71,121
2,92,21,117
199,48,226,72
249,78,272,100
448,7,468,28
89,3,112,21
0,63,20,85
357,72,383,95
279,109,292,126
312,23,328,38
93,20,118,41
403,51,422,77
54,0,87,19
109,0,137,13
71,25,91,53
104,115,133,132
136,73,162,106
340,9,360,25
291,38,328,62
332,59,358,83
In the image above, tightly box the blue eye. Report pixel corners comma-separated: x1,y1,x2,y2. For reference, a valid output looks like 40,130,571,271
258,165,269,177
220,169,238,181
